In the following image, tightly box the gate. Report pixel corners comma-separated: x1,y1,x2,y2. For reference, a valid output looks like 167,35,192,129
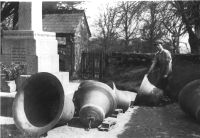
81,51,106,80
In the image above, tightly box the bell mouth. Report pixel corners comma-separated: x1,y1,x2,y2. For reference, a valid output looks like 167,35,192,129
12,72,65,136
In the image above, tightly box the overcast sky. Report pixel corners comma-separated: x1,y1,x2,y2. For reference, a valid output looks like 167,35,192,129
78,1,118,37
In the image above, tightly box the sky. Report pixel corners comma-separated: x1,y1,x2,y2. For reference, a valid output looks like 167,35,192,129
77,1,118,37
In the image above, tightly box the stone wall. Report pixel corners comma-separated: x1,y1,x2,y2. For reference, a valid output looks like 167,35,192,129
167,55,200,100
73,17,90,78
57,33,73,73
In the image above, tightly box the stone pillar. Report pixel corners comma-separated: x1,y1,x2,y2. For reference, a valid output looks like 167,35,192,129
1,1,59,74
18,2,42,31
2,31,59,74
0,7,2,55
1,2,71,94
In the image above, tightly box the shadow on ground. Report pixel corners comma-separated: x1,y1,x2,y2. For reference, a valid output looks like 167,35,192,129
0,124,38,138
117,103,200,138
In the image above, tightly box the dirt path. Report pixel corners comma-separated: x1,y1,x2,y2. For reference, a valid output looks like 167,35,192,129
1,103,200,138
43,103,200,138
1,80,200,138
118,104,200,138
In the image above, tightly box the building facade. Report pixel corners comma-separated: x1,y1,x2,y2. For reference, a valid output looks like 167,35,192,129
43,11,91,78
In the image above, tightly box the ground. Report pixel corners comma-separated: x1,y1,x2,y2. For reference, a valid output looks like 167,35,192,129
1,72,200,138
44,104,200,138
1,93,200,138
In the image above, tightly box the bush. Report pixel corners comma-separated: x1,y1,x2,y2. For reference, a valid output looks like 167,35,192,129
1,62,25,81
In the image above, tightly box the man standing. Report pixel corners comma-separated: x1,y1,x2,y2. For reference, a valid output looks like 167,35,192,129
147,41,172,91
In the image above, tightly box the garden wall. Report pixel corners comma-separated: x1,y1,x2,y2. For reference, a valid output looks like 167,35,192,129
167,55,200,100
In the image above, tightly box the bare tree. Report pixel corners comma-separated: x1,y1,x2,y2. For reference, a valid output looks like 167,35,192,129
172,1,200,54
96,5,119,51
138,1,188,53
116,1,144,47
140,2,168,51
159,2,187,53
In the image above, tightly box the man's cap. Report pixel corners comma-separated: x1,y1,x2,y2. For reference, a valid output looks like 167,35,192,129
154,40,163,45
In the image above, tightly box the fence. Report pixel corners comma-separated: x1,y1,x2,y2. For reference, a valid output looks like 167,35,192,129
81,51,106,80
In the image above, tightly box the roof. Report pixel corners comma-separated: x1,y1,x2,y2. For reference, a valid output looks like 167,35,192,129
43,12,91,36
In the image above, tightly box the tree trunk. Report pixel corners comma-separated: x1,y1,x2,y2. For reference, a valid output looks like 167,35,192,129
182,15,200,54
176,1,200,54
174,36,180,54
188,33,200,54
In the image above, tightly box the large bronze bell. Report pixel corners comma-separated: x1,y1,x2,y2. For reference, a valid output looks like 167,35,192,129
179,79,200,122
135,74,164,106
73,80,117,128
12,72,75,136
113,83,137,112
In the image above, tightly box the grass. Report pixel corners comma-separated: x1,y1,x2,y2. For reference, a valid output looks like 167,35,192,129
103,65,148,92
